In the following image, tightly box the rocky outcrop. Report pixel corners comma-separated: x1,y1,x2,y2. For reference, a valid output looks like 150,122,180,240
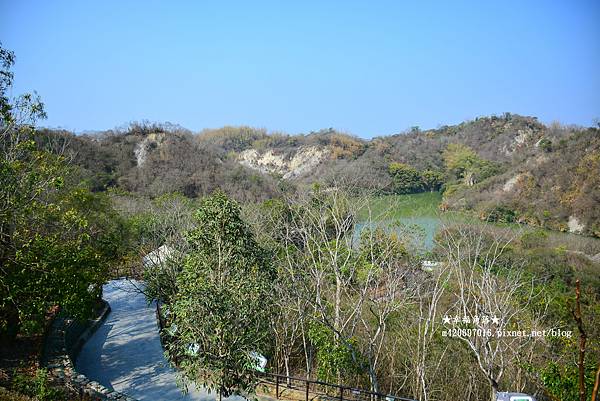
568,216,585,234
238,146,330,179
133,133,168,166
503,174,520,192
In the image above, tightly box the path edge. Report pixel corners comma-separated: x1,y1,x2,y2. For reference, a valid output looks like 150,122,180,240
41,300,138,401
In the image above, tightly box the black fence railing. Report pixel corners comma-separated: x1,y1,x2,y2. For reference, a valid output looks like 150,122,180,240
155,305,416,401
259,372,417,401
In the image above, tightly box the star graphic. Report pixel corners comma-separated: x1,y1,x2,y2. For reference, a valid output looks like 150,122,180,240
442,315,451,324
491,316,501,325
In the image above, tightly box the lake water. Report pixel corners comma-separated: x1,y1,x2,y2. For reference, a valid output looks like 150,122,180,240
357,192,443,252
354,216,440,252
358,192,600,256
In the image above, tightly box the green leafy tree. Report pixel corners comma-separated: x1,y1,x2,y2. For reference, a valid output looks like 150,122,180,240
421,169,444,192
1,43,120,340
443,143,499,185
388,162,423,194
308,322,363,384
541,361,597,401
168,191,275,398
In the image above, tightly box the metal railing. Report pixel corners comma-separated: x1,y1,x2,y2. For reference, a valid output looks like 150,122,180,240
155,305,416,401
259,372,417,401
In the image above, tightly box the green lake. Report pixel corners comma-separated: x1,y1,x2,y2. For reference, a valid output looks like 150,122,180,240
357,192,600,255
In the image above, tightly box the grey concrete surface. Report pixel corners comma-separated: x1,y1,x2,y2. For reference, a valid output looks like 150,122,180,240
76,279,246,401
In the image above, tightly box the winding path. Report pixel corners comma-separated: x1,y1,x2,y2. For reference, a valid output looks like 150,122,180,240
76,279,246,401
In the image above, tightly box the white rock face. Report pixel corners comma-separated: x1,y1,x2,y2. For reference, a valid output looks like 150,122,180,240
238,146,329,179
514,130,529,145
504,129,536,155
134,133,166,166
142,244,175,268
568,216,585,234
134,139,149,166
503,175,520,192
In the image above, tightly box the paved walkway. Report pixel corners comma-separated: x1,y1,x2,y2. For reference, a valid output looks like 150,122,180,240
76,279,246,401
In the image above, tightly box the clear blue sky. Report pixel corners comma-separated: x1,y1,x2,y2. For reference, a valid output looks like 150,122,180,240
1,0,599,138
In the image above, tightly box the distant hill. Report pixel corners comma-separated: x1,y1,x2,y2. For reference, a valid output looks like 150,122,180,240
37,114,600,237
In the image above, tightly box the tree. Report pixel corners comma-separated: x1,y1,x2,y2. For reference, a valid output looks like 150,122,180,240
438,223,543,401
1,43,121,341
421,169,444,192
388,162,423,194
269,184,417,392
247,198,315,382
167,191,275,398
403,257,451,401
443,144,498,186
277,186,366,385
114,192,196,303
355,226,413,393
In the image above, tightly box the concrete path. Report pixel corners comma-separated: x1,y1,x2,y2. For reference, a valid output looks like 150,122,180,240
76,279,246,401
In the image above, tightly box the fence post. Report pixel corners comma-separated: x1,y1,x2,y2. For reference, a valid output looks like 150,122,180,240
276,375,279,399
306,380,310,401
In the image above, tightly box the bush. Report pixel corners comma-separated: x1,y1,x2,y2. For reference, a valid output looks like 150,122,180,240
388,162,424,194
11,369,67,401
484,205,516,223
538,138,552,152
520,229,548,249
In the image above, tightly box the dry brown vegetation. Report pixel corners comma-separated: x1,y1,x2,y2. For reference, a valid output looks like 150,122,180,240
37,114,600,237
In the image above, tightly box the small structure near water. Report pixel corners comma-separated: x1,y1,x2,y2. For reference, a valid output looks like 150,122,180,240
496,392,536,401
142,244,175,268
421,260,441,272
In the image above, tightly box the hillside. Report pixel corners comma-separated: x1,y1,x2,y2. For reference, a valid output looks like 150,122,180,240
37,123,283,202
38,114,600,237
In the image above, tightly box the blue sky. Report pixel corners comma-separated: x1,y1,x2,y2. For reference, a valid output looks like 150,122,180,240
1,1,599,138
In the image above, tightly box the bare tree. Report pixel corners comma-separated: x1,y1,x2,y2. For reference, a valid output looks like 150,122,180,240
438,223,543,401
111,192,195,302
355,222,416,393
406,258,451,401
270,182,417,391
271,272,310,383
572,279,588,401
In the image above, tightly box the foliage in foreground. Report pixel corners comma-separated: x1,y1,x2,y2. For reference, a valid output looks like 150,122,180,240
165,191,275,397
132,182,600,400
9,369,67,401
0,43,122,341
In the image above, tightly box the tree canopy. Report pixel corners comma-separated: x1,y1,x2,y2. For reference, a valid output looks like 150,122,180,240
0,43,122,340
166,191,275,397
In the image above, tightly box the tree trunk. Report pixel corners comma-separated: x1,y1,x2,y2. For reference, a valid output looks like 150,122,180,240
335,275,342,386
301,322,312,380
334,275,342,334
591,363,600,401
489,377,498,401
0,303,20,344
573,279,587,401
368,363,380,395
284,354,291,386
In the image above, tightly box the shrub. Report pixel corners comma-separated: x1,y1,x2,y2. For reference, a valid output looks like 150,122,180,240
485,205,516,223
11,369,67,401
520,229,549,249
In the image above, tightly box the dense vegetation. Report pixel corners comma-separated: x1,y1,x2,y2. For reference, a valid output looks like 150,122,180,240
129,187,599,401
0,45,125,343
2,42,599,401
0,43,125,399
38,113,600,238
